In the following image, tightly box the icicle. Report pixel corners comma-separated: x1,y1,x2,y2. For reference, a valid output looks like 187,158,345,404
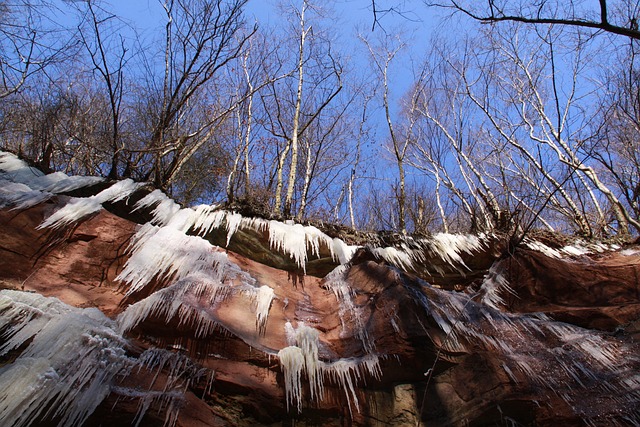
277,323,383,415
370,246,415,271
0,180,53,210
38,179,142,229
0,290,133,427
0,152,45,186
277,346,305,413
479,264,514,309
190,206,227,236
266,220,336,272
277,323,324,413
117,272,230,336
268,221,309,271
133,189,181,226
295,325,323,401
254,285,275,333
323,265,372,352
329,237,359,265
522,237,620,259
117,223,254,296
427,233,485,269
224,212,243,246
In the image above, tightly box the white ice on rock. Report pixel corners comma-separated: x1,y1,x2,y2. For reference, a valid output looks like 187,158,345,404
268,221,328,272
407,275,640,418
0,152,103,210
121,348,208,427
38,179,142,229
117,223,275,336
100,182,360,272
117,271,272,339
0,179,53,209
133,189,182,226
523,237,621,259
323,265,372,351
0,152,103,192
277,322,381,415
130,189,359,271
479,263,514,309
277,346,305,413
116,224,238,295
117,272,228,337
0,151,44,184
371,233,487,273
0,290,207,427
254,285,275,333
0,290,131,427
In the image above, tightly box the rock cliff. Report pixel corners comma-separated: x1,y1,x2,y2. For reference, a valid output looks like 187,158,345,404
1,151,639,426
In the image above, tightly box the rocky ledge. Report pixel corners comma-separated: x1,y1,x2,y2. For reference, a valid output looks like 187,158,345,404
1,151,639,426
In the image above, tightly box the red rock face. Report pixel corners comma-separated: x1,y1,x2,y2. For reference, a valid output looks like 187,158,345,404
0,199,134,316
1,187,640,426
498,248,640,331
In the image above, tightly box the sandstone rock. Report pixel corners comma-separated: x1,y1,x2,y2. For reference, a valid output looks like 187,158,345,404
1,164,639,426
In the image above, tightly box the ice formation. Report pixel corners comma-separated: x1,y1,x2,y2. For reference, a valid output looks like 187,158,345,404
0,290,211,427
127,187,360,270
117,244,273,338
0,180,53,210
0,290,131,427
523,237,621,259
406,277,640,417
117,272,228,337
277,323,381,415
277,346,305,412
116,223,249,296
133,189,181,225
370,233,488,274
3,149,639,423
0,151,45,184
38,179,142,229
323,265,372,351
268,221,329,272
122,348,209,427
0,152,103,210
478,264,514,309
254,285,275,333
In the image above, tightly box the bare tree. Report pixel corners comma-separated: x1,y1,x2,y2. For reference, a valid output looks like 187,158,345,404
362,33,412,233
0,1,73,99
591,37,640,224
263,0,343,219
423,0,640,40
74,0,129,179
137,0,255,192
408,21,640,235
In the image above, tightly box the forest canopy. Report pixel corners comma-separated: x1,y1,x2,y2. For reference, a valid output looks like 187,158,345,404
1,0,639,238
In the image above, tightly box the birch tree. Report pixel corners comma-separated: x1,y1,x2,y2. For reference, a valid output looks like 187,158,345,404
362,33,411,233
265,0,343,218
